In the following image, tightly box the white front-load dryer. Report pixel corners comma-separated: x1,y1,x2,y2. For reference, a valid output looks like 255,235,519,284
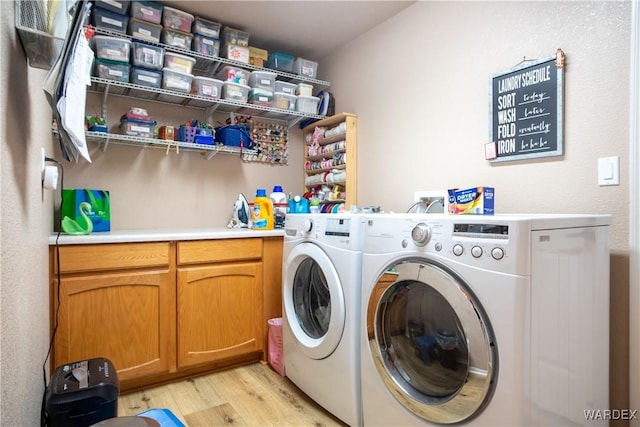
360,213,610,426
283,213,365,427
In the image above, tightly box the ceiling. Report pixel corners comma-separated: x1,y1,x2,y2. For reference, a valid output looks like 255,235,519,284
161,1,416,61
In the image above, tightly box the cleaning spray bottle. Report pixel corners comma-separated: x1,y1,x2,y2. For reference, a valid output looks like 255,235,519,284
251,189,274,230
269,185,287,228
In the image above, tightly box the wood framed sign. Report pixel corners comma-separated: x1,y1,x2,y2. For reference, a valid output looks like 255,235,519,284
488,49,565,162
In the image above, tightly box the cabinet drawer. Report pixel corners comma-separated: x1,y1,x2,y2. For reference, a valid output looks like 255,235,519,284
178,238,262,264
55,242,170,273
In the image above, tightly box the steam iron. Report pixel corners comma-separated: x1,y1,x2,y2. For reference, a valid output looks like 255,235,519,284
228,193,250,228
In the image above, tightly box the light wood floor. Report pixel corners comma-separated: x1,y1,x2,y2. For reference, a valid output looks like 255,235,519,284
117,362,348,427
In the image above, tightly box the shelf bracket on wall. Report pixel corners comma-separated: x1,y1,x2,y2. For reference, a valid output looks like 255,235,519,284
100,84,110,122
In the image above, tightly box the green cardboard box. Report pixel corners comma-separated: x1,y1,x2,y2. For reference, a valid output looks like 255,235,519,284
61,189,111,233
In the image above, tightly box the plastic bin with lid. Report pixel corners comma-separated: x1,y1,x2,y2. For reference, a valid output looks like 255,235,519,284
131,67,162,88
131,1,163,24
221,27,250,46
131,41,164,70
265,52,294,73
296,82,313,97
164,52,195,74
92,7,129,33
93,35,131,62
296,95,320,114
162,68,193,93
273,92,296,111
193,16,221,39
128,18,162,43
161,29,193,50
249,70,276,91
248,88,273,107
95,0,130,15
120,116,156,137
192,76,223,99
94,58,130,83
274,81,296,95
215,66,249,85
222,81,250,102
221,44,249,64
162,6,194,33
293,58,319,79
192,34,220,57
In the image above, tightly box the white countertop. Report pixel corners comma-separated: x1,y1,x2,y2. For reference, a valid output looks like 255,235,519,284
48,227,285,245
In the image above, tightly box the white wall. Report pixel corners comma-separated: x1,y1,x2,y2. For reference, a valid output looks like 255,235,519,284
1,1,58,424
321,0,631,416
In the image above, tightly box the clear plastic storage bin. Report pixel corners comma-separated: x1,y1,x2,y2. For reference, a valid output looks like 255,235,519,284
131,1,163,24
273,92,296,110
215,66,250,85
221,27,250,46
162,67,193,93
131,41,164,70
162,6,194,33
274,81,296,95
222,81,250,102
128,18,162,43
296,95,320,114
92,7,129,33
192,76,223,99
248,70,277,91
93,35,131,62
248,88,273,106
193,16,221,38
192,34,220,57
161,29,193,50
95,0,130,15
296,82,313,97
163,52,195,74
94,59,130,83
265,52,294,72
131,67,162,88
120,117,155,137
293,58,318,79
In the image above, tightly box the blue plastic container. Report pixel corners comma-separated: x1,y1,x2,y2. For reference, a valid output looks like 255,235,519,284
215,125,254,148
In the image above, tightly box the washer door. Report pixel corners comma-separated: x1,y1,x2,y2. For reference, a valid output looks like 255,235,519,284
367,259,497,424
284,242,345,360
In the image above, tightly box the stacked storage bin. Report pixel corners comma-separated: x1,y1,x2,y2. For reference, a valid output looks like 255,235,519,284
93,35,131,83
128,1,163,42
215,65,250,102
192,16,221,57
220,27,250,64
248,70,276,107
161,6,194,50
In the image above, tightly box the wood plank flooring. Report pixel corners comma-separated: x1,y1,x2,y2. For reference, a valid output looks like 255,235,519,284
117,362,348,426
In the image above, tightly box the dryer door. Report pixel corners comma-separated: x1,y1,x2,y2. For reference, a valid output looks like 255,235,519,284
366,258,497,424
283,242,346,360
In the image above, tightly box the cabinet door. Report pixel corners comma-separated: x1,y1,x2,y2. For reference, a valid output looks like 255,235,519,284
53,269,175,382
177,262,263,368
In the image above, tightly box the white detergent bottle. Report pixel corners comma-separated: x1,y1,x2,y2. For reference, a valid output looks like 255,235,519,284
269,185,287,228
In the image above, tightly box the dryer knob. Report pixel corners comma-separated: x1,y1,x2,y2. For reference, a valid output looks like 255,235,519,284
453,244,464,256
491,247,505,260
471,246,483,258
302,219,313,232
411,223,431,246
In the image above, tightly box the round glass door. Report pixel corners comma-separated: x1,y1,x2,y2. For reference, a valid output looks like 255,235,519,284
284,243,345,360
367,259,497,424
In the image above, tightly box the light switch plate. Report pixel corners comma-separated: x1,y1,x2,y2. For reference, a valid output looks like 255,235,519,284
598,156,620,186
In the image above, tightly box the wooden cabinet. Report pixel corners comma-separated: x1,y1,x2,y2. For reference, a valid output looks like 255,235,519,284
50,243,175,386
302,113,357,209
49,236,283,391
176,239,263,368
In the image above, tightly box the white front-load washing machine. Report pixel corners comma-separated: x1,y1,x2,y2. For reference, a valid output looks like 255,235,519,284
360,214,610,426
283,213,365,427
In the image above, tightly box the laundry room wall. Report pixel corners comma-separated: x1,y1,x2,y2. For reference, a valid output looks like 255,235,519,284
320,0,631,419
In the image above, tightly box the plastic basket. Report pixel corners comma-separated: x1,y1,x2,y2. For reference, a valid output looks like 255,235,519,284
214,125,254,149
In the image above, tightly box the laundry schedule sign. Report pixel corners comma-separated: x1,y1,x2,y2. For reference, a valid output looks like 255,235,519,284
488,53,564,162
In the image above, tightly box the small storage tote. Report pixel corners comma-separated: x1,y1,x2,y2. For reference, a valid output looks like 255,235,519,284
94,0,130,15
192,76,223,99
193,16,221,39
93,35,131,62
162,68,193,93
221,27,250,46
128,18,162,43
91,8,129,33
296,95,320,114
131,0,163,24
94,59,130,83
162,29,193,50
249,70,277,91
293,58,319,79
192,34,220,57
273,92,296,110
248,88,273,107
131,67,162,88
222,82,250,102
164,52,195,74
274,81,296,95
131,41,164,70
266,52,294,72
162,6,194,32
215,66,249,85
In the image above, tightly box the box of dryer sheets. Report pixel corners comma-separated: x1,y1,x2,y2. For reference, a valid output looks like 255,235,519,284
61,189,111,232
448,187,494,215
